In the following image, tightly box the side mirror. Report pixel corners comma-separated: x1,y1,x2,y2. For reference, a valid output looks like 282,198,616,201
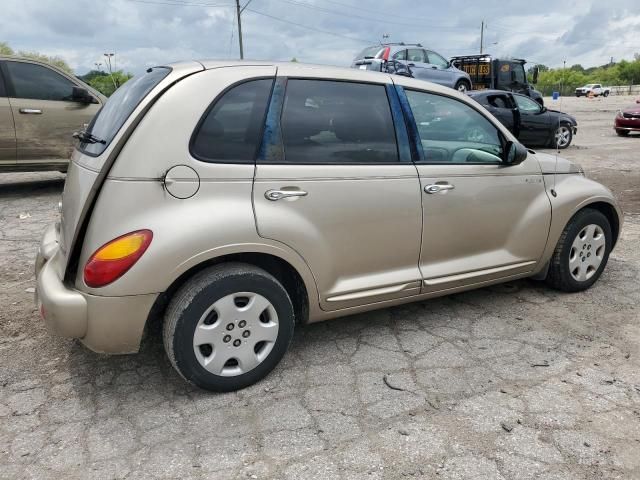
503,140,528,165
532,66,539,84
541,106,547,113
72,86,95,104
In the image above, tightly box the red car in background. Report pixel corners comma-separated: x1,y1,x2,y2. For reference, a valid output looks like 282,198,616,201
615,99,640,136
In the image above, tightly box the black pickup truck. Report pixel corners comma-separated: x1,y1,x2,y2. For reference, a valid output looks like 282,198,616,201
450,54,544,106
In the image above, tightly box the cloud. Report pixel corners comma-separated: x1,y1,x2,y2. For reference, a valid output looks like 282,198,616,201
1,0,638,75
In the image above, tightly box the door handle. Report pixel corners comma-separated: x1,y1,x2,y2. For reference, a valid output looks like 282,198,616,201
265,189,308,201
424,183,455,194
19,108,42,114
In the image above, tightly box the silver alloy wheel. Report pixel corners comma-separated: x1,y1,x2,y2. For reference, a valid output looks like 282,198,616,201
192,292,279,377
569,224,606,282
457,82,468,92
555,125,571,148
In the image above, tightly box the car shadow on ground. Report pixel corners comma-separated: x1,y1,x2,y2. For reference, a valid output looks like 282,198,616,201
0,174,65,198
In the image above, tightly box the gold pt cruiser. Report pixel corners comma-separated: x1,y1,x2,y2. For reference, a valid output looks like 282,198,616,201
35,61,622,392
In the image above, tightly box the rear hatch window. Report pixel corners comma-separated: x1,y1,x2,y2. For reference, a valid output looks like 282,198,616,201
79,67,171,156
355,46,384,60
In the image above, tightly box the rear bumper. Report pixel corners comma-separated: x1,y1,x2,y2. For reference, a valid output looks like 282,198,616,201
35,223,158,354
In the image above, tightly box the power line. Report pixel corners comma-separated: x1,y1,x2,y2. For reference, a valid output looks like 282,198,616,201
274,0,476,31
244,8,375,44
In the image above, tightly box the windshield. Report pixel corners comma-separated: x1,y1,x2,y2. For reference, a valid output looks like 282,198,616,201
79,67,171,156
355,46,383,59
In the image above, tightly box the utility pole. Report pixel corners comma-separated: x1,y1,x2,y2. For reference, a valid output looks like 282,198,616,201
480,20,484,54
235,0,244,59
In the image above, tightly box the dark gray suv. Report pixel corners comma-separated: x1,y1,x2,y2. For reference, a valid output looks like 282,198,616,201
352,43,472,92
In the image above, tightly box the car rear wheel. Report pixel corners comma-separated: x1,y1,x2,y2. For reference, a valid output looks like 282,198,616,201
554,123,573,149
163,263,295,392
455,80,470,93
545,208,612,292
616,129,629,137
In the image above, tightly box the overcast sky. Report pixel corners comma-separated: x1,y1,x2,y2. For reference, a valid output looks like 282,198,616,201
1,0,638,75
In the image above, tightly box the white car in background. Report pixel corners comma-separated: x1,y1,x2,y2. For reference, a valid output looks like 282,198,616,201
575,84,610,97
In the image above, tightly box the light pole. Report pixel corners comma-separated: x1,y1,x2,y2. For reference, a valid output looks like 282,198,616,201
94,62,102,72
103,53,117,88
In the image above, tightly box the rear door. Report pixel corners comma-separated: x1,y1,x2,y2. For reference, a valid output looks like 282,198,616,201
0,64,16,168
405,49,430,80
1,59,101,166
513,94,551,146
399,86,550,291
253,76,423,311
482,92,520,136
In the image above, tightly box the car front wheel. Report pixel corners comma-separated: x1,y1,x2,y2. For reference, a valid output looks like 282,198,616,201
554,123,573,149
616,129,629,137
545,208,612,292
163,263,295,392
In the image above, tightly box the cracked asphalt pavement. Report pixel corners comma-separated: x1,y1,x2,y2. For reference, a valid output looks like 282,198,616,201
1,96,639,479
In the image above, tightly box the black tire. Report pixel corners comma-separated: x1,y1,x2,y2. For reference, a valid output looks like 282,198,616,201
553,122,573,149
545,208,612,292
616,129,629,137
455,80,470,93
163,263,295,392
603,91,609,97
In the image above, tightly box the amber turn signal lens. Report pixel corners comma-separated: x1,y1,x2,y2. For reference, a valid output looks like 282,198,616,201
84,230,153,288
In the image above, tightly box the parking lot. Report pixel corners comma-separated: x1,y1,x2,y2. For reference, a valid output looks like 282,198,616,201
1,95,639,479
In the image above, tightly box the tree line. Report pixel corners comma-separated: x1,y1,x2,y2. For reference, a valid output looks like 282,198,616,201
529,55,640,95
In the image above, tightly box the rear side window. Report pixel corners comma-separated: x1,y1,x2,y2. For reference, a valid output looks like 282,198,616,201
280,80,398,164
191,79,273,162
5,61,74,101
79,67,171,156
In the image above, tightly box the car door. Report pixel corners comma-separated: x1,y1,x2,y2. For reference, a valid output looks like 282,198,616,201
404,48,430,80
253,77,423,311
482,92,522,137
1,59,101,166
0,65,16,168
512,93,551,146
398,86,551,291
424,50,455,87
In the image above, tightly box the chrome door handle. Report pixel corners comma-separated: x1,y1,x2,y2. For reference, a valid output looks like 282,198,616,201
265,189,308,201
424,183,455,194
19,108,42,114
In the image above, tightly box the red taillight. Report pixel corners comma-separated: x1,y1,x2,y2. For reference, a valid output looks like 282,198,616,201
83,230,153,288
381,47,390,61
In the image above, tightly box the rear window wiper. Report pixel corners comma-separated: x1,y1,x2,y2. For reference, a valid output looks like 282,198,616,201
73,130,106,145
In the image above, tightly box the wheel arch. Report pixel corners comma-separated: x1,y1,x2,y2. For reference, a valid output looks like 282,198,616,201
144,250,315,343
582,201,621,248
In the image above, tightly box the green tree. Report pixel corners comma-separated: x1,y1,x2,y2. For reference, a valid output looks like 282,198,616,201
0,41,73,73
0,41,14,55
87,70,133,97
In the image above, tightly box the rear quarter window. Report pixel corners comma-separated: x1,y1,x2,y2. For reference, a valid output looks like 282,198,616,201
79,67,171,156
190,78,274,163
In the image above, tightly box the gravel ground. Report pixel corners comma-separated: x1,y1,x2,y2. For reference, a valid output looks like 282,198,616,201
1,95,639,479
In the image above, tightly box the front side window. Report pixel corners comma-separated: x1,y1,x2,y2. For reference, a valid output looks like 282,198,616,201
5,61,74,101
280,80,398,164
191,78,273,162
513,65,526,84
426,50,449,69
514,94,541,113
406,90,503,164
